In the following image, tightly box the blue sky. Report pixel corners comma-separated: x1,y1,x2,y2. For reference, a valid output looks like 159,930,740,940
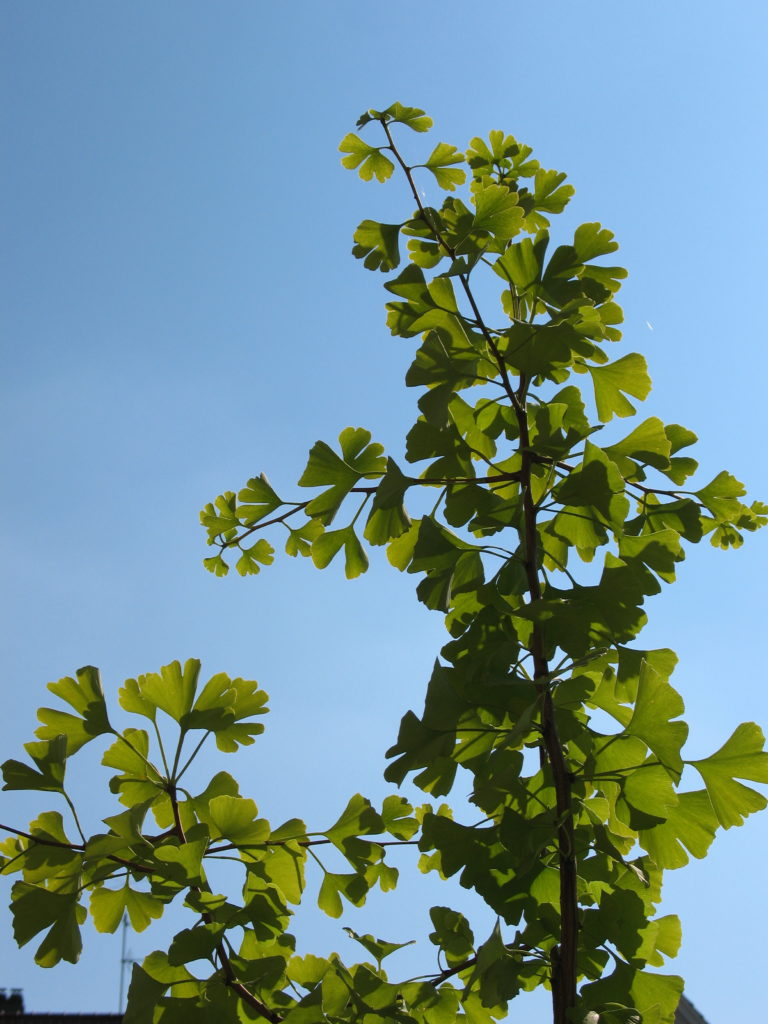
2,2,767,1019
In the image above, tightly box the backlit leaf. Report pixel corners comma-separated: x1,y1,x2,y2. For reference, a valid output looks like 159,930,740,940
421,142,466,191
339,134,394,182
625,663,687,778
587,354,652,422
352,219,402,271
35,666,112,755
90,883,164,934
689,722,768,828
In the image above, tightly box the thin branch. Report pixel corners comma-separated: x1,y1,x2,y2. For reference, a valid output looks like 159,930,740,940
0,822,84,851
219,503,311,548
63,791,87,846
174,731,211,785
205,838,419,856
380,119,524,417
154,720,172,779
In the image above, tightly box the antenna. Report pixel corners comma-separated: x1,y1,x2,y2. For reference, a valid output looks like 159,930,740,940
118,914,137,1013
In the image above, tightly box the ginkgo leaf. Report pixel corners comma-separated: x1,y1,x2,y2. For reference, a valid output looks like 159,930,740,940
235,539,275,576
10,882,86,967
695,471,746,521
428,906,475,965
299,427,385,524
356,103,433,133
625,663,687,778
572,222,619,261
639,791,719,869
606,418,671,470
493,235,546,293
311,526,369,578
202,795,270,845
587,354,652,422
338,134,394,182
689,722,768,828
2,735,67,793
120,660,201,725
90,883,164,933
532,168,575,214
317,872,369,918
35,666,112,755
421,142,466,191
199,491,239,538
352,219,402,271
343,927,414,964
325,794,384,842
473,184,524,239
235,474,282,525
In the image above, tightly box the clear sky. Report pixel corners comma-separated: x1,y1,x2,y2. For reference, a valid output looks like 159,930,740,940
2,2,767,1020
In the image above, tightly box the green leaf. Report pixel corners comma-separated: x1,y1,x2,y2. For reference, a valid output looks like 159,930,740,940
587,353,652,422
695,470,746,520
343,927,415,965
14,812,82,885
167,924,221,967
325,794,384,842
381,794,419,840
473,184,524,240
235,474,282,525
299,427,385,524
120,660,201,725
622,762,678,828
260,842,306,904
428,906,475,965
580,964,683,1024
619,529,685,585
421,142,466,191
639,790,719,868
179,674,236,734
554,441,630,528
154,838,208,887
235,539,275,576
635,914,682,968
123,964,169,1024
339,133,394,182
573,222,619,261
606,418,672,471
35,666,112,755
203,795,270,845
2,735,67,793
311,526,369,578
317,871,369,917
202,554,229,576
285,518,323,557
364,458,411,546
493,235,546,293
102,729,163,797
199,491,239,539
467,131,539,179
532,167,575,217
466,920,521,1007
357,103,432,133
352,219,402,271
90,883,164,933
625,662,688,778
208,676,268,752
689,722,768,827
124,953,198,1024
10,881,86,967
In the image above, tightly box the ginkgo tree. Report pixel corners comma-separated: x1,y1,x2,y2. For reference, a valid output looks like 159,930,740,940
2,103,767,1024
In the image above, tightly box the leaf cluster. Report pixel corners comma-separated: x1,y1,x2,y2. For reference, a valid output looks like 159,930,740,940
3,104,766,1024
195,105,767,1024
